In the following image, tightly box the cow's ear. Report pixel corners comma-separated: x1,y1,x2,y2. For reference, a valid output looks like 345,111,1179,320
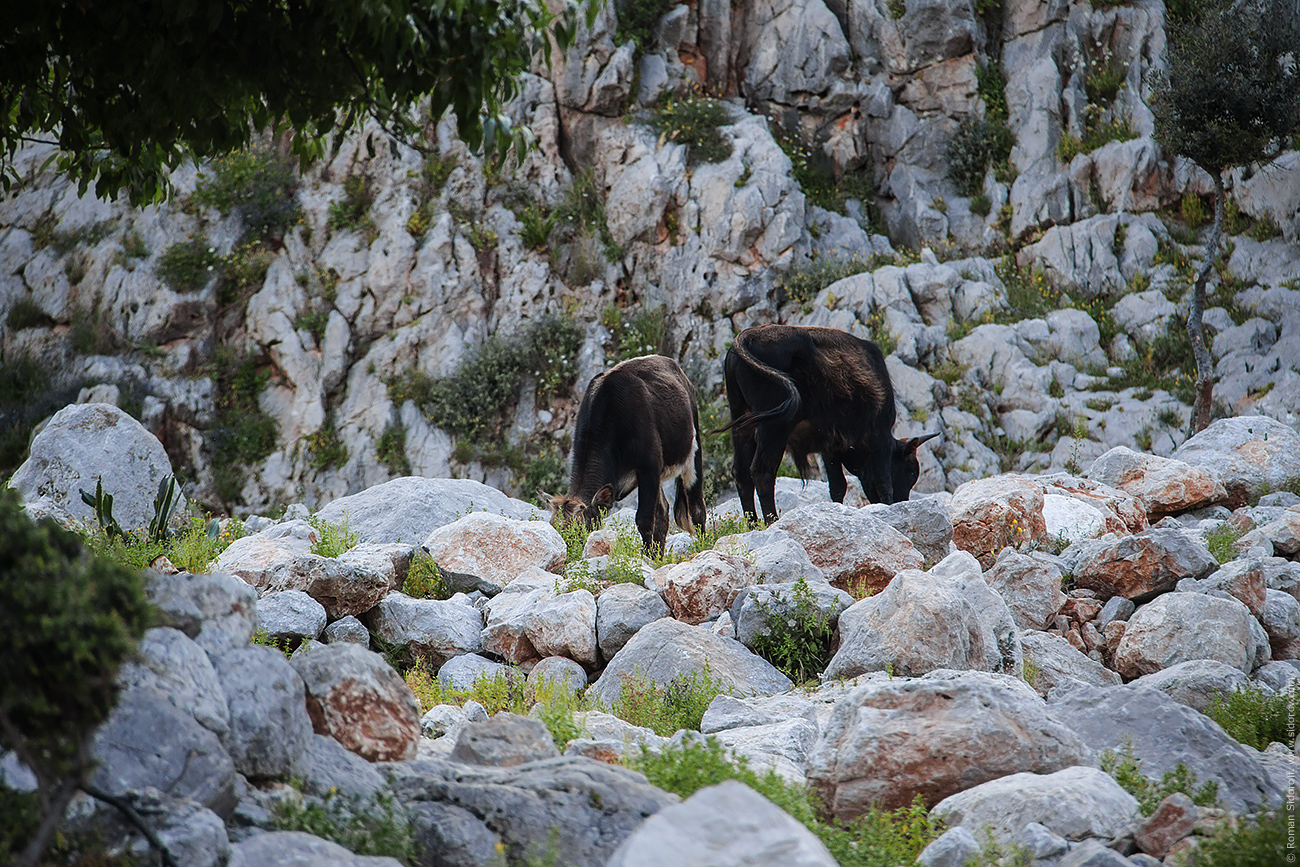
593,485,615,508
538,489,556,505
905,432,941,454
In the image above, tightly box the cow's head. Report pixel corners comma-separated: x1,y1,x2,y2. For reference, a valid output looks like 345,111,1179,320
889,432,940,502
546,485,616,532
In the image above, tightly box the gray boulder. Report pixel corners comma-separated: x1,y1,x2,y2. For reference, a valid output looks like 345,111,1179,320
1129,660,1251,713
605,780,838,867
89,687,237,817
314,476,538,544
387,755,677,867
116,627,230,737
826,564,1020,680
362,591,483,668
213,645,313,779
1060,839,1136,867
1172,416,1300,506
8,402,184,531
861,495,954,565
984,548,1065,631
294,734,386,798
256,589,327,642
1261,588,1300,658
100,789,230,867
450,713,560,767
1115,592,1266,677
1019,630,1121,696
595,583,669,661
438,653,513,691
1254,659,1300,692
917,826,981,867
806,671,1088,817
228,830,404,867
589,618,792,709
527,656,588,695
700,693,819,735
409,801,503,867
322,615,370,646
145,570,258,655
930,766,1140,845
1064,528,1218,603
716,527,827,585
713,717,820,784
1049,683,1283,811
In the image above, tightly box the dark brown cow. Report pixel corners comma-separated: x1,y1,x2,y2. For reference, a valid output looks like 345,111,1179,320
718,324,938,523
549,355,707,551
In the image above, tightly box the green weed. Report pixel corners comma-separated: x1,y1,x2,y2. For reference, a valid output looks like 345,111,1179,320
608,665,727,736
1205,682,1300,751
750,576,835,683
307,514,358,558
273,789,413,863
195,145,301,240
376,421,413,476
1100,742,1219,815
644,95,733,165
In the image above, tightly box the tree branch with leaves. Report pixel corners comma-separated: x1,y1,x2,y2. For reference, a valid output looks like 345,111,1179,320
1151,0,1300,435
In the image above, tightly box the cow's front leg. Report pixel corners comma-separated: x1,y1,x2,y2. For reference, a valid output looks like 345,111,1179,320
824,455,849,503
635,467,665,553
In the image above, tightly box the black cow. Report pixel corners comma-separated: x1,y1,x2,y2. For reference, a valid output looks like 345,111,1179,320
548,355,707,551
718,324,939,523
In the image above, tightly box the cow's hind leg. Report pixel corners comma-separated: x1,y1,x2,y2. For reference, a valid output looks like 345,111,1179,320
750,424,787,523
732,430,759,523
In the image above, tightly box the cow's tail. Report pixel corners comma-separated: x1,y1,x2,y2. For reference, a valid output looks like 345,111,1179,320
708,330,802,436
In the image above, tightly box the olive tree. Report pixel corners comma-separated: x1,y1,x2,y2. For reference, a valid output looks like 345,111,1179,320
1151,0,1300,434
0,0,581,205
0,490,152,867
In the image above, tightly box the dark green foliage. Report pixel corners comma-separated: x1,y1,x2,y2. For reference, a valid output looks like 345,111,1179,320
1100,744,1219,815
0,354,75,479
1204,522,1246,564
631,739,939,867
376,421,413,477
1187,803,1293,867
295,308,330,344
1152,0,1300,177
553,167,622,264
329,175,376,234
1107,318,1198,403
210,350,278,504
273,790,414,864
394,313,582,440
617,0,678,52
0,787,41,862
1205,682,1299,751
194,146,301,239
518,202,558,251
777,253,890,308
80,478,128,541
608,667,727,736
0,488,152,865
5,298,54,330
750,577,835,683
602,304,666,362
644,96,734,165
155,233,221,293
947,116,1014,197
305,417,349,472
770,118,878,219
1,0,576,204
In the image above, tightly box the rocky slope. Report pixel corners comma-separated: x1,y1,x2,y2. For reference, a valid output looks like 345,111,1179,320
4,401,1299,866
1,0,1298,517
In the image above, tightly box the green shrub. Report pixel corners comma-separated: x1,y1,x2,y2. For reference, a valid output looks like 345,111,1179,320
308,514,358,558
1100,743,1219,815
421,151,459,193
630,739,939,867
218,242,274,305
295,308,330,344
330,174,377,234
1204,522,1247,564
403,552,450,599
643,95,733,165
273,789,413,863
305,417,349,471
1108,318,1198,402
376,421,413,476
750,576,835,683
0,488,153,864
616,0,677,52
519,201,557,251
1205,682,1299,751
1059,106,1140,162
770,119,877,218
970,193,992,217
602,304,666,362
1183,803,1293,867
777,253,883,308
948,116,1014,197
195,146,301,240
5,298,53,330
156,232,222,292
210,350,279,503
607,665,726,736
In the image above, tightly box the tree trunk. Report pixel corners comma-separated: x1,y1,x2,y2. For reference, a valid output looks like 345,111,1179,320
1185,171,1224,438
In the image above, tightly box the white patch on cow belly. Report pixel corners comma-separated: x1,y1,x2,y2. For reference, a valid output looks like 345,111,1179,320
661,432,698,486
